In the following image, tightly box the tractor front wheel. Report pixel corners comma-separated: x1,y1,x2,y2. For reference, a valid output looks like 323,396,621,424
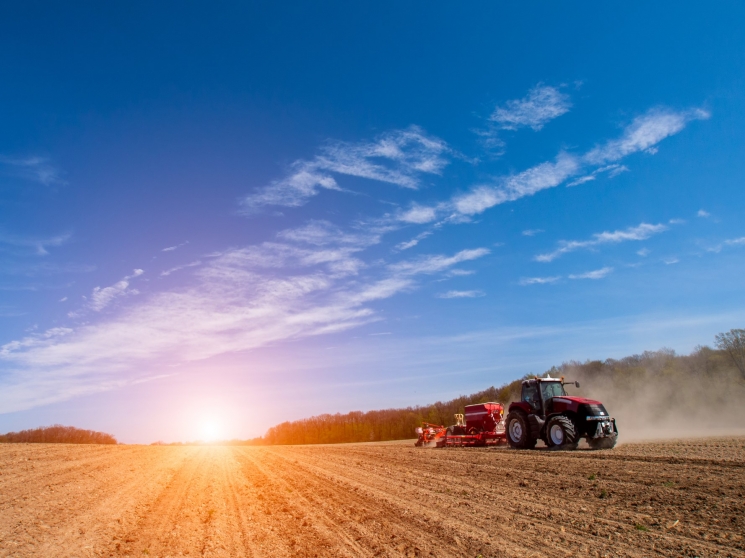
546,415,578,450
506,411,537,449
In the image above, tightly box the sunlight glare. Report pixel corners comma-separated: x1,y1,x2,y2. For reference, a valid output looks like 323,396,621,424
198,417,224,442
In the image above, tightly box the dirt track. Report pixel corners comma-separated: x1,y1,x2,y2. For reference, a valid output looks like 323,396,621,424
1,438,743,557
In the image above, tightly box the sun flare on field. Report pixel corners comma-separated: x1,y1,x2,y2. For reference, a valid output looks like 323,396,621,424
198,418,225,443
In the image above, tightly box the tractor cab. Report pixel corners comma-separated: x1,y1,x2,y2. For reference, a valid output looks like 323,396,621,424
520,378,570,417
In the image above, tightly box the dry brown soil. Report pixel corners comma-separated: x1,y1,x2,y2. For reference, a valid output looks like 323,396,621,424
1,437,744,557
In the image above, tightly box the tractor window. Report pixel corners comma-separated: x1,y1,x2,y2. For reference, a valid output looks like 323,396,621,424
522,383,540,410
541,382,566,400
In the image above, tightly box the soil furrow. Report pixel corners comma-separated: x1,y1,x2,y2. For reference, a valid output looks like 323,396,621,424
112,447,209,557
254,447,453,557
237,447,373,557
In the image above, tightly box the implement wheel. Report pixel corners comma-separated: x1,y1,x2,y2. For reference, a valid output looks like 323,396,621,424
546,415,578,450
506,411,537,449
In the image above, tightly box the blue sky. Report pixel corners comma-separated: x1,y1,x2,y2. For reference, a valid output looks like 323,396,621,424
1,3,745,442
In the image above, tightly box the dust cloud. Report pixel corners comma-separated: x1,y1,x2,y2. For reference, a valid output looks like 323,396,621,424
557,348,745,442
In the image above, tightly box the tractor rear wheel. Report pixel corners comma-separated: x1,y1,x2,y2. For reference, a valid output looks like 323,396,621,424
506,411,537,449
546,415,578,450
588,434,617,450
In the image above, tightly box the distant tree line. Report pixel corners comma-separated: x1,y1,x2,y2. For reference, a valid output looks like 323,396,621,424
0,424,117,444
262,381,523,445
261,328,745,445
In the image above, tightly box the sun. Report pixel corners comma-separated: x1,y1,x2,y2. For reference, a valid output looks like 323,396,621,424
198,418,225,443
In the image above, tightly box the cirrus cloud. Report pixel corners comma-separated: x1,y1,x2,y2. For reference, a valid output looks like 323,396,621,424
490,84,572,131
397,105,708,224
240,126,451,212
0,219,491,413
535,223,668,263
519,276,561,286
568,267,614,280
437,290,485,299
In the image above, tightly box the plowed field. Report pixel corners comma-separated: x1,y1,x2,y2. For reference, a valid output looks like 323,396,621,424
1,438,744,557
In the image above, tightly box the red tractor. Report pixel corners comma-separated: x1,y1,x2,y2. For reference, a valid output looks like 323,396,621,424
505,376,617,450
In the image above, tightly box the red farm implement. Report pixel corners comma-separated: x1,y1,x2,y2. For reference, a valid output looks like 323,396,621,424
415,402,507,447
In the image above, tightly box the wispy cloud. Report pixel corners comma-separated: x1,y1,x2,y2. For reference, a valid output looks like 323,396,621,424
568,267,613,280
403,105,708,223
245,169,341,210
240,102,707,232
522,229,544,237
447,269,476,277
0,327,74,357
697,209,711,218
0,232,71,256
161,261,202,277
277,220,377,248
68,269,145,317
395,231,432,251
162,241,189,252
566,164,629,187
89,269,144,312
535,223,667,263
663,257,679,265
454,153,580,216
490,85,571,131
0,156,66,186
583,107,710,165
216,242,368,277
240,126,450,212
461,108,706,216
519,276,561,285
566,175,596,187
476,84,571,154
637,248,651,257
0,214,499,413
389,248,489,275
708,236,745,253
397,204,439,225
437,290,485,299
221,220,383,278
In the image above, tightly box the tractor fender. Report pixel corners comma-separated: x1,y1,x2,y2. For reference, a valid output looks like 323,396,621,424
508,401,533,415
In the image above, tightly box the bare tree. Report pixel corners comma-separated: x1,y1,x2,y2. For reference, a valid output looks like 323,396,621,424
715,329,745,380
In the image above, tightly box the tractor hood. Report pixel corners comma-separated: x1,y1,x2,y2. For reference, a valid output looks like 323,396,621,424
552,396,603,406
550,396,608,415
